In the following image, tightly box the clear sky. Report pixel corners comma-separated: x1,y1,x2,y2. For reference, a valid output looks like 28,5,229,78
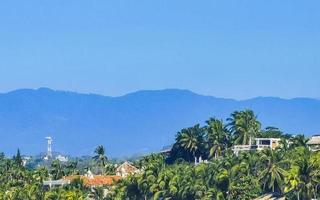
0,0,319,99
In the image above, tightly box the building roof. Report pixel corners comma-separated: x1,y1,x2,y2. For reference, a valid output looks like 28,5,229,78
160,145,173,153
253,193,284,200
307,135,320,145
63,175,121,187
116,161,138,173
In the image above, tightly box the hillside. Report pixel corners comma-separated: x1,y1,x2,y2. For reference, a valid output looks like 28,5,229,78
0,88,319,157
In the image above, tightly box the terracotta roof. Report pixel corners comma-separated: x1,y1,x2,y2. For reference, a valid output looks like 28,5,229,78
63,175,121,187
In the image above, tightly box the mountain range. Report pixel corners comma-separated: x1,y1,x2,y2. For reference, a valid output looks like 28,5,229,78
0,88,319,157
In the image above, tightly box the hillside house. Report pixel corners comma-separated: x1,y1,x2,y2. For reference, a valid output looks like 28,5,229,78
56,155,68,162
307,135,320,151
116,161,139,177
232,138,281,155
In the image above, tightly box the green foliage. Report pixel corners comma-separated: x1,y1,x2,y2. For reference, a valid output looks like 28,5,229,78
205,118,231,159
1,109,319,200
44,188,85,200
50,160,65,180
228,109,261,145
107,109,320,200
174,124,206,162
13,149,23,167
258,149,288,193
0,154,86,200
258,126,291,139
93,145,108,174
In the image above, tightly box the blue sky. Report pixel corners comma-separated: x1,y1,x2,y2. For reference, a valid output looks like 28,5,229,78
0,0,319,99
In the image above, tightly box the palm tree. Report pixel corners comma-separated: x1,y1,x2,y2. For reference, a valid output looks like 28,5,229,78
93,145,108,174
205,118,230,159
290,134,309,149
285,147,320,200
176,124,205,162
65,161,78,175
258,149,288,193
227,110,261,145
276,138,291,159
204,188,224,200
33,166,49,183
259,126,284,138
50,160,65,180
239,151,260,176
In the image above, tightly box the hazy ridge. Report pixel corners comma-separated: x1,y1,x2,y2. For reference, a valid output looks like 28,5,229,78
0,88,319,157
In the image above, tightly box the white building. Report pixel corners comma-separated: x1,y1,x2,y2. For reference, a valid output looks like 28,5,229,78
232,138,282,155
22,156,31,166
56,155,68,162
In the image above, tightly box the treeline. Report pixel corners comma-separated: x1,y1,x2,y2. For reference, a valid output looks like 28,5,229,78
0,109,318,200
0,146,111,199
107,110,319,200
167,109,291,163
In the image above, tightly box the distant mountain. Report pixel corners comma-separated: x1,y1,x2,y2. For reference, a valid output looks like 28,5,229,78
0,88,319,157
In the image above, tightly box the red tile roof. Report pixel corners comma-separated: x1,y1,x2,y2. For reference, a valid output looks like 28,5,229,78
63,175,121,187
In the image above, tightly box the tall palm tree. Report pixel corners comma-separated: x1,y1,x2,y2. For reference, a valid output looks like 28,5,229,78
205,118,230,159
290,134,309,149
285,147,320,200
50,160,65,180
33,166,49,183
176,124,205,162
259,126,284,138
278,138,291,156
227,110,261,145
93,145,108,174
239,151,260,176
65,161,78,175
136,154,165,200
258,149,288,193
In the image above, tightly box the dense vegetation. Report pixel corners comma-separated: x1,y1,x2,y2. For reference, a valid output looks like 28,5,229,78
0,109,319,200
108,110,320,200
0,145,113,199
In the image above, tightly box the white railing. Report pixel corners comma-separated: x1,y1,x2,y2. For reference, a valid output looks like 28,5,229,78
257,145,270,150
232,145,252,151
232,144,273,155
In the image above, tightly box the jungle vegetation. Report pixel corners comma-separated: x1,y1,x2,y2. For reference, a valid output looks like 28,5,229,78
0,109,319,200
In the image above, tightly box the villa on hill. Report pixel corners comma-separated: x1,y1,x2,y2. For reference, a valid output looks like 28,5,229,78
116,161,139,177
43,162,140,189
232,138,281,155
307,135,320,151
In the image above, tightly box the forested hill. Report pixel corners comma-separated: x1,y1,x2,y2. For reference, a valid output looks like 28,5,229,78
0,88,319,157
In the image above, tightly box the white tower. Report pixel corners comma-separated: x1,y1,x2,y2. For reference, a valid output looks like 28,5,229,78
45,136,53,159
